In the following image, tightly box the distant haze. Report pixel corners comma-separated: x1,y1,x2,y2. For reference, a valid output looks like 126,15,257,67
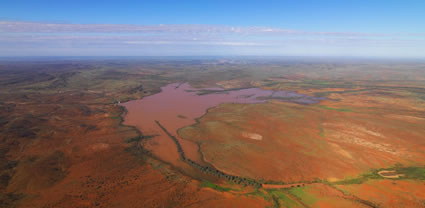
1,0,425,57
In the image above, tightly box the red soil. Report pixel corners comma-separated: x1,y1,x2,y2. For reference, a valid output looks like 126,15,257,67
338,180,425,208
121,83,277,170
5,102,268,208
178,98,425,182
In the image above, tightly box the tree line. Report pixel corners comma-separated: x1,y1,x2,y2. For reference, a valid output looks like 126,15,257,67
155,120,261,188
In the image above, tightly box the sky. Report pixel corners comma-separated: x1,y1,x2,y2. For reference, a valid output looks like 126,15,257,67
1,0,425,57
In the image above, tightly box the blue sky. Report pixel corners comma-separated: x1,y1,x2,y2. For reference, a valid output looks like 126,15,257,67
1,0,425,57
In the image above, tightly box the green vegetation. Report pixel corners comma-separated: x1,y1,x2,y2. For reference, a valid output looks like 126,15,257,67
246,189,300,208
125,135,156,143
126,136,142,143
395,166,425,180
319,126,325,137
200,181,235,192
332,169,381,185
308,80,330,85
177,114,187,119
156,120,263,188
288,187,317,205
266,189,300,208
2,59,425,207
333,177,365,185
317,105,353,112
245,188,268,199
333,166,425,186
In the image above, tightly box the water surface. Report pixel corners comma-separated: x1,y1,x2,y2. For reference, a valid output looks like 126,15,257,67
121,83,325,168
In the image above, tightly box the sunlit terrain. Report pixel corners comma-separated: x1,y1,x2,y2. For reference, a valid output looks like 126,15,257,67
2,1,425,207
1,58,424,207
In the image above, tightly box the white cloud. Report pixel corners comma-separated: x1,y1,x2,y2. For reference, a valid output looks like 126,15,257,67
0,20,424,57
0,20,387,36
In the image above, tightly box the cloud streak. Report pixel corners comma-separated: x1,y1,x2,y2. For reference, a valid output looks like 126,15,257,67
0,21,424,57
0,21,388,36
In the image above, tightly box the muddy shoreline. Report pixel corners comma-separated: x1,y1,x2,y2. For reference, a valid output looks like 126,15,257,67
119,82,328,186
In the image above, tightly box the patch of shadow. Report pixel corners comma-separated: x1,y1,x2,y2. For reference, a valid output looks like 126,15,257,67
80,124,97,133
78,105,92,116
0,116,9,128
0,72,55,86
9,151,71,191
6,120,37,139
4,115,47,139
0,174,11,189
99,70,130,80
0,192,24,208
126,134,158,143
47,72,78,89
128,85,144,94
0,156,18,191
0,159,18,172
0,103,16,114
177,115,187,119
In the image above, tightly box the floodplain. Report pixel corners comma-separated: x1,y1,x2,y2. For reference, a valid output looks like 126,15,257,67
1,58,424,207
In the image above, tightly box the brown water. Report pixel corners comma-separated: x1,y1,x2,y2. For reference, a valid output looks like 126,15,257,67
121,83,324,168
